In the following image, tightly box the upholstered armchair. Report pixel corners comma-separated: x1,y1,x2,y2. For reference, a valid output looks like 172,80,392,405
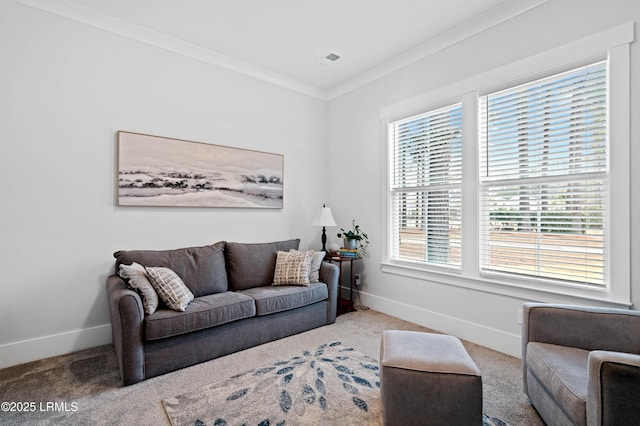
522,303,640,425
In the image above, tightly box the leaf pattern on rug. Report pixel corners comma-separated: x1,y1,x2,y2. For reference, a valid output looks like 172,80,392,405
283,373,294,385
352,376,372,388
301,384,316,404
352,396,368,412
279,389,292,413
337,373,351,383
360,362,378,371
225,388,248,401
334,364,354,374
343,382,359,394
253,366,275,376
276,366,294,375
318,395,327,410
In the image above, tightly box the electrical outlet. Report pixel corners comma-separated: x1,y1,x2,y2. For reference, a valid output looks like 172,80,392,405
517,308,523,325
354,274,361,287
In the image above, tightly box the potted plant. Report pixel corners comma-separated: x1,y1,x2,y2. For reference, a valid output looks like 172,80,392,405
337,220,369,256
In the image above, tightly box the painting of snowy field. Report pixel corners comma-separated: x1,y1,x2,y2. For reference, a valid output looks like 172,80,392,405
117,132,283,208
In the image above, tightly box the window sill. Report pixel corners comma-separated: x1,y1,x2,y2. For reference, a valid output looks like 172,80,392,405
380,261,631,309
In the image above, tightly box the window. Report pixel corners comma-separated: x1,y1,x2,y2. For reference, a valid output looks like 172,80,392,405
382,23,631,303
479,62,607,286
388,103,462,267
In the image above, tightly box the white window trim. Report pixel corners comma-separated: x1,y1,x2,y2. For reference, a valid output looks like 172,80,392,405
380,22,633,307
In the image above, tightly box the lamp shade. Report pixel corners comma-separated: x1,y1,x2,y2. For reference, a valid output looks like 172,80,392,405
312,205,337,227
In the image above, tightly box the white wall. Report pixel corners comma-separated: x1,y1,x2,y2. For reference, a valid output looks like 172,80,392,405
327,0,640,357
0,1,328,367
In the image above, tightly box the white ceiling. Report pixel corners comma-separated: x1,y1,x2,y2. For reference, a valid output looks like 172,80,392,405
21,0,548,99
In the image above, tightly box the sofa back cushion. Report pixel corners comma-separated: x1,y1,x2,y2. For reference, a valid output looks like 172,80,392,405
114,241,227,297
226,239,300,290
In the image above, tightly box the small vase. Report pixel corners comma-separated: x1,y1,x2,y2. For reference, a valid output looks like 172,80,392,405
343,239,357,250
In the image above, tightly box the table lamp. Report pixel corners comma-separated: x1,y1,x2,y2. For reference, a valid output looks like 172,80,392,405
312,204,337,252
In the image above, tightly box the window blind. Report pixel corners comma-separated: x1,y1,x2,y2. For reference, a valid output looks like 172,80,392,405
389,103,462,266
479,61,607,286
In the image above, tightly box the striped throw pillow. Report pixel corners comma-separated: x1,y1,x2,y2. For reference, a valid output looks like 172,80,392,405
272,250,313,286
145,266,194,312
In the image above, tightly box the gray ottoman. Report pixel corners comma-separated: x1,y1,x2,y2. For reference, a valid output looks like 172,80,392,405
380,330,482,426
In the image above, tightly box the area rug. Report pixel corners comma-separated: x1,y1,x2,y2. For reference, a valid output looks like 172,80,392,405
162,341,508,426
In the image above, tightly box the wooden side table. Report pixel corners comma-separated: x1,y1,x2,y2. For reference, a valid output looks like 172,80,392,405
326,256,361,316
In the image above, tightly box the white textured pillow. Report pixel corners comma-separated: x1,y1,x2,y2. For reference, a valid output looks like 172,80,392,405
290,249,325,283
145,266,194,312
309,251,326,283
273,250,313,286
118,262,159,315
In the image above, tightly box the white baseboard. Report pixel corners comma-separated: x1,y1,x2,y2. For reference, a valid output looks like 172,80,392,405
352,288,522,358
0,324,113,370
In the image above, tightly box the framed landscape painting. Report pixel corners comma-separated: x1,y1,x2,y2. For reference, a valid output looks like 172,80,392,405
117,131,284,208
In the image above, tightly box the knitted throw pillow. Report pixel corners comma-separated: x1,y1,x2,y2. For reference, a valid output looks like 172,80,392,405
272,250,314,286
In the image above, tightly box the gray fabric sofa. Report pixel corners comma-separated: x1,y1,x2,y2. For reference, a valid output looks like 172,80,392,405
106,239,339,386
522,303,640,425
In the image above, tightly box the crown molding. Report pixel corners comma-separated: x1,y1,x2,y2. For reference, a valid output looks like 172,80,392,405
14,0,329,100
326,0,550,100
15,0,549,102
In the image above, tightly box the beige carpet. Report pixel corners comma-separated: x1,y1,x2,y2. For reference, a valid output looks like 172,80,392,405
0,309,544,425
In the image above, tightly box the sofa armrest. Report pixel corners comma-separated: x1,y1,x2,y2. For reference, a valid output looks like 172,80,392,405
522,303,640,395
320,262,339,324
587,351,640,425
106,275,145,385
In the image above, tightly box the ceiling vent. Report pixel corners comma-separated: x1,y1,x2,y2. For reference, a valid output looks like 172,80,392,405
325,52,341,62
317,52,342,66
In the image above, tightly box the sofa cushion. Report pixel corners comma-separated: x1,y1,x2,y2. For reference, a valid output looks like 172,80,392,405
273,250,313,286
226,239,300,291
526,342,589,425
144,292,256,340
239,282,328,316
118,262,159,315
114,241,227,297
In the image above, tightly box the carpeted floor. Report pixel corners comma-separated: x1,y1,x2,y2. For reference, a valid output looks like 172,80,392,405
0,309,544,425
